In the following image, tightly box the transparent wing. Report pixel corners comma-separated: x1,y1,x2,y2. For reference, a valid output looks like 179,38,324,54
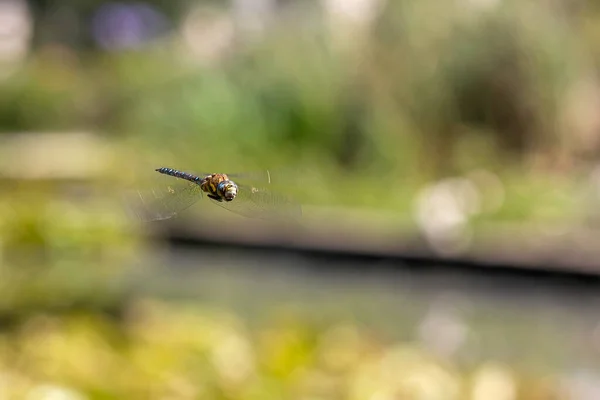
208,183,302,220
125,180,203,221
199,170,272,184
199,169,296,186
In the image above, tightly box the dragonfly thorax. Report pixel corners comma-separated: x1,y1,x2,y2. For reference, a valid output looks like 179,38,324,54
200,173,238,202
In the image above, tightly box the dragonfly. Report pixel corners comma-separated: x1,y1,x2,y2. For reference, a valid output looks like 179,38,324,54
127,167,302,221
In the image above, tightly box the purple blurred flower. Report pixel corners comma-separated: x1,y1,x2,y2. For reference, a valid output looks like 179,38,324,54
91,2,169,51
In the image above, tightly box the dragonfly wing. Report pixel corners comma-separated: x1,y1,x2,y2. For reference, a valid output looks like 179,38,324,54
225,170,273,184
198,169,294,186
126,180,203,221
208,183,302,220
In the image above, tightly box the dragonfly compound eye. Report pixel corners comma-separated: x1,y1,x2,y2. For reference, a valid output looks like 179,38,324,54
219,181,238,202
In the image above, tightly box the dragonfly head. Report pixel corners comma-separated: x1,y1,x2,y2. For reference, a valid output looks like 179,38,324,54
217,180,238,202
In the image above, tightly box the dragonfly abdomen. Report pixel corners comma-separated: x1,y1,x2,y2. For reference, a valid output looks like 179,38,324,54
155,167,201,184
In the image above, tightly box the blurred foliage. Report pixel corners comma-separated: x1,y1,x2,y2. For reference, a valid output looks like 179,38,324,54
3,1,600,211
0,0,598,295
0,0,597,319
1,1,600,398
0,179,139,323
0,299,573,399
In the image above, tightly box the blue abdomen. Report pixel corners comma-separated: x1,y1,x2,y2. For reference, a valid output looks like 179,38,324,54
155,167,201,183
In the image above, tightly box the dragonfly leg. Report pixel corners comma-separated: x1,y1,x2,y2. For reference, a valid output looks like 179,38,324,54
208,194,223,202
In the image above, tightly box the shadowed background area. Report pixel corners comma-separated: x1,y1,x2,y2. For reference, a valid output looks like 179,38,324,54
2,0,600,398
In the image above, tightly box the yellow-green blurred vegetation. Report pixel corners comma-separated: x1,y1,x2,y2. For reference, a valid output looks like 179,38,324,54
1,0,600,398
0,299,574,399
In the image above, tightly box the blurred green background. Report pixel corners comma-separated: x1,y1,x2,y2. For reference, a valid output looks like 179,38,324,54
2,0,600,398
